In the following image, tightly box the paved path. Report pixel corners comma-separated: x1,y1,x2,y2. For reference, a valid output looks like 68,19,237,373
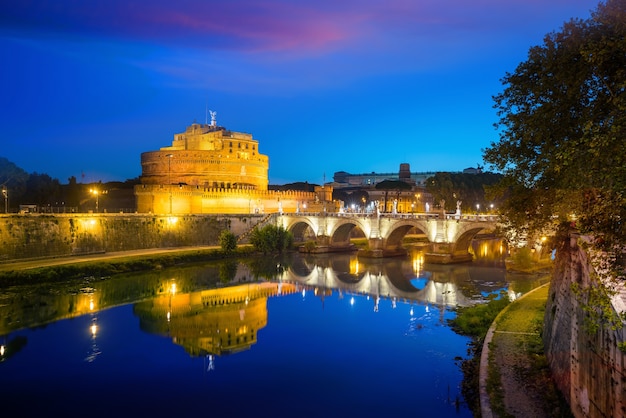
0,246,219,272
480,283,566,417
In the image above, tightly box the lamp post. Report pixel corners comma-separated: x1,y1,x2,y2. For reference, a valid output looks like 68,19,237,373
166,154,173,214
90,188,99,213
2,186,7,213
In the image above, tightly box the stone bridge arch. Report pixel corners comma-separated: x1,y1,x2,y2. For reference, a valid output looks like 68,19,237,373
382,219,429,250
327,218,370,251
279,213,499,263
286,218,317,243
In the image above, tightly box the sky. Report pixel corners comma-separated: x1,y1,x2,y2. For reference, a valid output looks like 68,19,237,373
1,0,601,185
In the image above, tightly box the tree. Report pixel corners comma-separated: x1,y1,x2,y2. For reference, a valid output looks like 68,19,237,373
426,172,502,212
0,157,29,208
23,172,61,207
250,224,293,254
483,0,626,254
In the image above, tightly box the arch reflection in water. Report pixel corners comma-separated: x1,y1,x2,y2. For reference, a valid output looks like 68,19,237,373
280,251,496,310
127,249,509,368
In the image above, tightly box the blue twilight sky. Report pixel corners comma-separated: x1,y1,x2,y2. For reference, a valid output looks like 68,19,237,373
1,0,600,185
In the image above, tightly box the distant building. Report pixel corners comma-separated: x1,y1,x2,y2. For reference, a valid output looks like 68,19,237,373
462,166,483,174
135,117,336,214
332,163,436,189
331,163,435,213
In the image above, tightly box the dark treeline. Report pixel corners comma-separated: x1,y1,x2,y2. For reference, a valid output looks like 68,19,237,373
0,157,138,213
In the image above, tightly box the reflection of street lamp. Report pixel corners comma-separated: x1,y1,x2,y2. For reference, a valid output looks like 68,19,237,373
166,154,173,214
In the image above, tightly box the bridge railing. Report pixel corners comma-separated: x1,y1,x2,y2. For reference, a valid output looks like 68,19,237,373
284,212,498,222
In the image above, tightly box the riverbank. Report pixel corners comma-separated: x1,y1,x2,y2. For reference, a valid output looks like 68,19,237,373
480,283,572,418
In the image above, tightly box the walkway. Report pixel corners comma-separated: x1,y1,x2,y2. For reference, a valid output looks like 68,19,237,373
0,246,219,272
480,283,568,417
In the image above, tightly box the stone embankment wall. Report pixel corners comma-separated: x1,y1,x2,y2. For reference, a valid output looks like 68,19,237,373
0,213,268,261
544,233,625,418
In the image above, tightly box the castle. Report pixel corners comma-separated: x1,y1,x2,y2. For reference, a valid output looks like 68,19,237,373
134,114,335,214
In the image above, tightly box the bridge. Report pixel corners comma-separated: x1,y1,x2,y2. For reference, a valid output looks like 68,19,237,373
276,212,499,263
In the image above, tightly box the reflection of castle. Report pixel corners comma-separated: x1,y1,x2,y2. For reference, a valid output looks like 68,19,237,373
135,116,336,214
133,282,297,357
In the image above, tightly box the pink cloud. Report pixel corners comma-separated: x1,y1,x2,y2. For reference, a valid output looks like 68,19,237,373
1,0,598,62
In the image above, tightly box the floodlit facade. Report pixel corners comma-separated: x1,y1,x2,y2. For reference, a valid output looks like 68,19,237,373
135,116,335,214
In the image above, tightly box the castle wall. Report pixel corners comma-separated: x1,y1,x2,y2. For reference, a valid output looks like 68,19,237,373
134,184,322,215
544,233,626,418
0,213,268,261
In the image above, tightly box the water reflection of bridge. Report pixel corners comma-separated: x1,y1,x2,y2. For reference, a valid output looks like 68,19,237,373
280,254,482,309
0,249,509,363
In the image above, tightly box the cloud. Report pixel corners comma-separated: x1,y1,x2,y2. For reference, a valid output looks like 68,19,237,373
1,0,598,93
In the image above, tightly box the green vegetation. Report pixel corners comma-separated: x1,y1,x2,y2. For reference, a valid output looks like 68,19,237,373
219,230,237,253
510,247,533,271
425,171,503,213
483,1,626,350
483,0,626,260
449,292,511,338
249,224,293,254
448,292,511,415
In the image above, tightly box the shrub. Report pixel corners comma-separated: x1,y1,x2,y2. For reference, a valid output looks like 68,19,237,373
219,230,237,253
250,224,293,254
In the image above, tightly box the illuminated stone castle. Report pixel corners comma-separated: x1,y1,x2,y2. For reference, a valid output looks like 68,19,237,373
135,113,335,214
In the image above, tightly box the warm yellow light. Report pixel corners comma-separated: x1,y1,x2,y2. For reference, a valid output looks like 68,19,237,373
412,253,424,275
349,258,360,275
89,300,94,311
170,282,177,294
91,324,97,336
167,216,178,225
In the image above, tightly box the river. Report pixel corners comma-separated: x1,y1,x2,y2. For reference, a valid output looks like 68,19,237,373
0,242,546,417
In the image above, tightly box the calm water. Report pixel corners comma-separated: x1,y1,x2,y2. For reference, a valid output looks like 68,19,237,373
0,245,544,417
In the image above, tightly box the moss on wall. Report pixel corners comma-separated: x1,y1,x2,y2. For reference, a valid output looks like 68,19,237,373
0,214,265,261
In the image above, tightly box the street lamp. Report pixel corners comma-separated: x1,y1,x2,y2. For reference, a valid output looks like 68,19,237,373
166,154,173,214
2,186,7,213
90,188,100,213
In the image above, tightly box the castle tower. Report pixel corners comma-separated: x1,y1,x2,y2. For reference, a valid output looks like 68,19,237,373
139,122,269,190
